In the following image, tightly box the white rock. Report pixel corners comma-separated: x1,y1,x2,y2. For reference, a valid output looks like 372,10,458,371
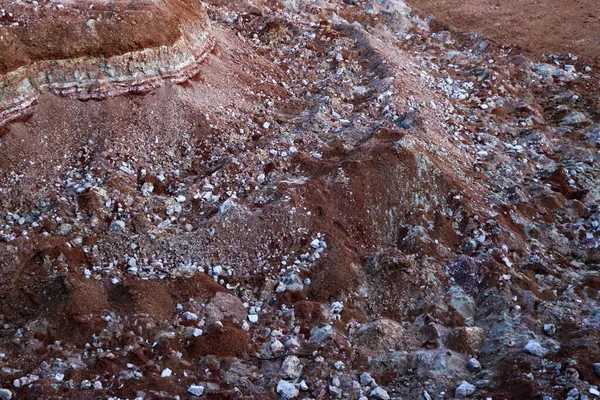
370,387,390,400
80,380,92,390
161,368,172,377
188,384,205,397
467,358,482,372
0,389,12,400
281,356,303,379
523,340,548,357
141,182,154,197
271,339,284,353
248,314,259,323
184,312,199,321
111,220,126,231
192,328,203,337
277,380,299,399
543,324,556,336
334,361,345,370
54,373,64,382
455,381,475,398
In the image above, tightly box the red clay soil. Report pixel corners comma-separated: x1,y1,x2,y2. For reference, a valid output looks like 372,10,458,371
407,0,600,59
0,0,207,74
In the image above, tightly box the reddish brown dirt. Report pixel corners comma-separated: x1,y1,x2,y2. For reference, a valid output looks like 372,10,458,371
0,0,207,74
407,0,600,60
187,321,251,358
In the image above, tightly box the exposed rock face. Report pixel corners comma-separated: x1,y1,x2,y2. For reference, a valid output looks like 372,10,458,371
0,0,214,125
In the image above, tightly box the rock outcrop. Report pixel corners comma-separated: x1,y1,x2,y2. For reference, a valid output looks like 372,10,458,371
0,0,214,126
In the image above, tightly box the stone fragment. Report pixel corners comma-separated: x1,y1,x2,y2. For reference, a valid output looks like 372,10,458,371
543,324,556,336
277,380,299,399
455,381,476,398
141,182,154,197
369,387,390,400
354,319,405,351
523,340,548,357
0,389,12,400
467,358,482,372
309,325,333,343
188,384,205,397
205,292,246,324
280,356,303,379
447,286,476,326
56,223,73,236
360,372,373,386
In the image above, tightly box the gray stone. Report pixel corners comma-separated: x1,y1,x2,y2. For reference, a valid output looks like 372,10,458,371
110,220,126,231
455,381,476,398
543,324,556,336
467,358,482,372
329,385,343,397
354,318,405,351
447,286,476,326
360,372,374,386
56,223,73,236
277,380,299,399
309,325,333,343
205,292,246,324
141,182,154,197
188,384,204,397
283,273,304,291
369,387,390,400
562,111,590,126
524,340,549,358
280,356,303,379
0,389,12,400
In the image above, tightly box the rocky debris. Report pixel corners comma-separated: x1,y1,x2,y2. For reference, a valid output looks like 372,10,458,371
369,386,391,400
467,358,482,372
0,389,12,400
204,292,247,324
543,323,557,336
524,340,549,358
455,381,476,398
0,0,599,398
277,380,299,399
354,319,406,351
280,356,303,379
187,384,205,397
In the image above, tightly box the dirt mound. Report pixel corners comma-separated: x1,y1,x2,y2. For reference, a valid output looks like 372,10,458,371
0,0,599,399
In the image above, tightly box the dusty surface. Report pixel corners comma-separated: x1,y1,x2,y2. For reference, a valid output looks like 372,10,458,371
407,0,600,60
0,0,599,399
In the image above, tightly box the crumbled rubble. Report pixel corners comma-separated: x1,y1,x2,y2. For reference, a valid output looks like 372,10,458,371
0,0,599,398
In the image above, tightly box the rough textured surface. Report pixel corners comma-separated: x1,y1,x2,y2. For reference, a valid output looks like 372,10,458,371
0,0,214,125
407,0,600,58
0,0,599,399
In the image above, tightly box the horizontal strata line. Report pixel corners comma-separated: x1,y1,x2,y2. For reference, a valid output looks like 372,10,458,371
0,27,215,127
